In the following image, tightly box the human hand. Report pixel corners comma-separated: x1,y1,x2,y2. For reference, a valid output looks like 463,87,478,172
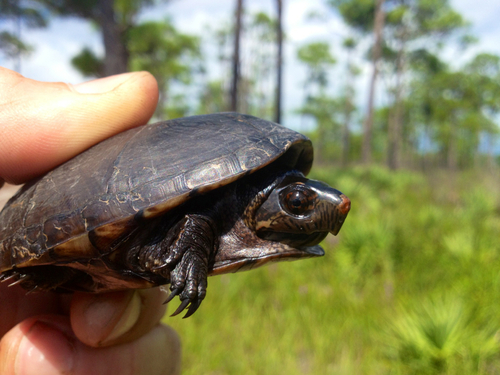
0,67,181,374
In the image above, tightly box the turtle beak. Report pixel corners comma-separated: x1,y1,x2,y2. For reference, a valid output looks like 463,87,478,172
330,193,351,236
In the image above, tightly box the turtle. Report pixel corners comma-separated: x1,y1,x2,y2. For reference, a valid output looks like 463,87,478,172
0,112,350,318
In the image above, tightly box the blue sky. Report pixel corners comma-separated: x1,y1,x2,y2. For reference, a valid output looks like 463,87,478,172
1,0,499,130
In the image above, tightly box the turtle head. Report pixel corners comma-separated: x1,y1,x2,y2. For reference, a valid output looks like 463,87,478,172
253,174,350,248
210,171,350,276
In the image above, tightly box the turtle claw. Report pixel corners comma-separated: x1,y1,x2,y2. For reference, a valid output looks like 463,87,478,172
183,299,202,319
163,287,181,305
170,295,202,318
167,248,208,318
7,273,30,287
170,298,190,317
25,285,38,295
1,272,18,283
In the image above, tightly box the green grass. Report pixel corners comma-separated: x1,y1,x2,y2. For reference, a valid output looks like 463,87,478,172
164,166,500,374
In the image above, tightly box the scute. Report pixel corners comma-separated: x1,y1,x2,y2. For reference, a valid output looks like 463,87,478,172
0,112,313,271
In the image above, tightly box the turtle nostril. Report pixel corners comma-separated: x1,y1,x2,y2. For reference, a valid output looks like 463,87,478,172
338,194,351,215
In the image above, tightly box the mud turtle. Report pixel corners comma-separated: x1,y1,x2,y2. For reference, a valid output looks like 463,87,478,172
0,112,350,317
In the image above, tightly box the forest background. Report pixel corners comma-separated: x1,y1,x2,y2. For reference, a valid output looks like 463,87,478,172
1,0,500,374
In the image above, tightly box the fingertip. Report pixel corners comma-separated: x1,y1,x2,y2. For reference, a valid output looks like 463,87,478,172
0,316,76,375
70,288,167,347
70,291,134,347
71,71,159,129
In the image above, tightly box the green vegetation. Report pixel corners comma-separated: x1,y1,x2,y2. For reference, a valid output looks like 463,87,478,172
166,166,500,374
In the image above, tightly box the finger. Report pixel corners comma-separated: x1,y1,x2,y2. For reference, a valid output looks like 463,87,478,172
0,315,181,375
70,288,168,347
0,68,159,184
0,283,70,338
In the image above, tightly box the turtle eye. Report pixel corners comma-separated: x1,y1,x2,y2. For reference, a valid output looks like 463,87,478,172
281,185,316,216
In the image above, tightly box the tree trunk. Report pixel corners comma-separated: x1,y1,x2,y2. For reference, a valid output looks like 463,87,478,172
97,0,128,76
230,0,243,112
342,46,355,167
316,119,326,165
361,0,385,164
387,46,405,170
274,0,283,124
486,132,495,171
447,122,458,170
342,94,353,167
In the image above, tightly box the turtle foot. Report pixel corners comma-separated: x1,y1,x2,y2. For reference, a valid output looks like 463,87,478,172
147,213,215,318
168,249,208,318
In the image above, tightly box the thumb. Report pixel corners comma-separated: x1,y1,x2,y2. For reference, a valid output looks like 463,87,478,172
0,68,159,184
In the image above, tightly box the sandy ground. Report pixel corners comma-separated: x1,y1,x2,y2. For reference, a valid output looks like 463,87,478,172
0,184,21,211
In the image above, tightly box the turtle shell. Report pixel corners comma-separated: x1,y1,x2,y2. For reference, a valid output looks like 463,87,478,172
0,112,313,273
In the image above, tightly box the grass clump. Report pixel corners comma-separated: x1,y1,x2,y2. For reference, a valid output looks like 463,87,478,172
387,297,499,374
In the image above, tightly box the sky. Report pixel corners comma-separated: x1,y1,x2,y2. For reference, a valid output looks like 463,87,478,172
1,0,500,130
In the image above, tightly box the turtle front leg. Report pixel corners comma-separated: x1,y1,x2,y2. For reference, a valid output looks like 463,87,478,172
139,214,218,318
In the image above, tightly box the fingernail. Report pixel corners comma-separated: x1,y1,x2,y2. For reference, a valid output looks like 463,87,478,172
15,321,74,375
72,72,139,94
104,291,142,343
